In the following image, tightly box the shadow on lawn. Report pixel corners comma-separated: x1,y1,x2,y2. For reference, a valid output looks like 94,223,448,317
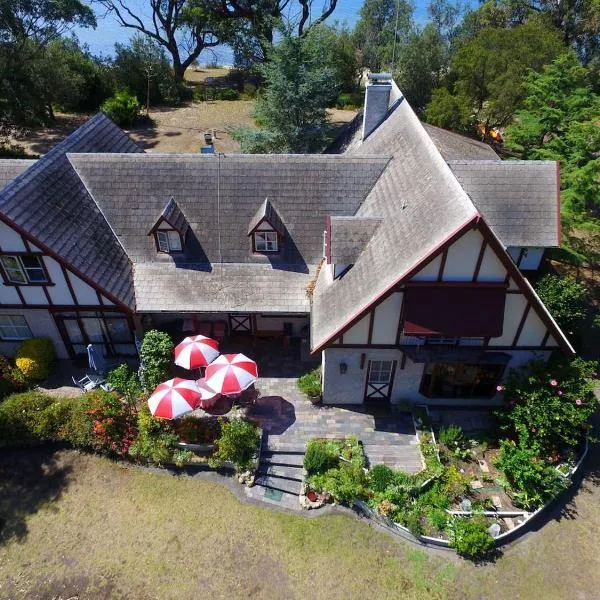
0,446,73,545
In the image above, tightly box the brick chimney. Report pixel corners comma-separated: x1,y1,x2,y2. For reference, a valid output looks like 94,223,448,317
362,73,393,140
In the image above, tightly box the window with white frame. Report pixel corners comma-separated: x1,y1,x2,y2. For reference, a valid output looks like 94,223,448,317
156,230,183,253
254,231,278,252
368,360,394,384
0,255,47,284
0,315,33,340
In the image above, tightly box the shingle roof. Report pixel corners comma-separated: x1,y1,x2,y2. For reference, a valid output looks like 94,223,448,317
134,262,315,313
150,197,189,235
449,160,560,247
421,124,500,161
311,97,478,350
328,216,382,264
0,159,36,190
0,113,142,309
68,153,389,268
247,198,285,235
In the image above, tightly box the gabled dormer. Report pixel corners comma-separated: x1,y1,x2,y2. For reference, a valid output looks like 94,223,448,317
148,197,189,254
326,216,382,278
247,198,285,254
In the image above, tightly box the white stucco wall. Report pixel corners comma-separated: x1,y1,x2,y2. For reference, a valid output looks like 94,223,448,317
0,308,68,359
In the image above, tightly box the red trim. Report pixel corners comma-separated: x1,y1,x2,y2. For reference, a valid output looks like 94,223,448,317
405,281,506,288
556,161,561,247
512,303,531,347
472,239,487,282
311,215,480,354
61,264,78,305
367,309,374,344
437,248,447,281
14,286,26,305
0,213,133,312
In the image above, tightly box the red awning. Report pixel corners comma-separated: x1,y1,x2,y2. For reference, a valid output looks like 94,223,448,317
403,286,506,337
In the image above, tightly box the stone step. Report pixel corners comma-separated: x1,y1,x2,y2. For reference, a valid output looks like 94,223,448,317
258,464,303,481
262,440,307,453
260,451,305,467
254,474,302,496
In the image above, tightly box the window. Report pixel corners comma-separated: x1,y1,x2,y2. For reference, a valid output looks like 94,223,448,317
254,231,278,252
156,230,183,253
0,255,47,284
420,362,504,399
0,315,33,340
368,360,394,384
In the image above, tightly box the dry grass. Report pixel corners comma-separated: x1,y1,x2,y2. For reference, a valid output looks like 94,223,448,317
8,67,357,155
2,440,600,600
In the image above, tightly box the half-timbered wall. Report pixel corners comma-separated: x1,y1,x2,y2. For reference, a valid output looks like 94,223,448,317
322,224,562,405
0,219,133,357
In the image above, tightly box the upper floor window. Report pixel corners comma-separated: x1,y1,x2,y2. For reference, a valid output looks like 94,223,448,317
0,255,47,284
156,230,183,253
0,314,33,340
254,231,278,253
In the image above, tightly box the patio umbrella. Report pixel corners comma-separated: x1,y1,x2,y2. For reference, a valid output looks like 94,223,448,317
204,353,258,396
87,344,106,375
195,377,220,408
174,335,220,370
147,377,201,419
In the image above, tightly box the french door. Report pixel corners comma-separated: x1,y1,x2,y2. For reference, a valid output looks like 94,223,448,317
364,360,397,402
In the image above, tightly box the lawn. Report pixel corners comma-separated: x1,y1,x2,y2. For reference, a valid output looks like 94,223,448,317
1,444,600,600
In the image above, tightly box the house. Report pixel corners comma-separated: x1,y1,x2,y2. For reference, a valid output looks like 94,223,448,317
0,74,573,406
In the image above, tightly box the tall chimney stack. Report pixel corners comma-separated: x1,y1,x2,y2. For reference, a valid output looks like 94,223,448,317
362,73,393,140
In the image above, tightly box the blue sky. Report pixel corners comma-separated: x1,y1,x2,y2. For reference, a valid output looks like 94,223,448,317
73,0,435,63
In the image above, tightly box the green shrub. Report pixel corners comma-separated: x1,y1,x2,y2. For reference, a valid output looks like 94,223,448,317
129,404,179,466
369,464,395,493
335,91,363,109
309,463,368,504
209,418,260,472
15,338,55,380
405,507,425,536
297,366,321,398
439,424,464,448
172,448,196,467
0,391,56,446
497,358,597,455
217,87,239,100
494,439,567,509
139,330,174,393
426,507,449,532
448,517,495,559
60,393,94,448
101,90,140,126
441,465,473,503
107,364,142,404
304,439,340,474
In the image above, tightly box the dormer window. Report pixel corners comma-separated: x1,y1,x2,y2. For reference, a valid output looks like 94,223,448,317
248,198,285,255
254,230,278,253
156,230,183,253
149,197,189,254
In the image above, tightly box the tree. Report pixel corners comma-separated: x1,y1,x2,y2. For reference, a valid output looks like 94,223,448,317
505,52,600,221
113,35,181,107
426,19,564,131
0,0,96,125
94,0,229,81
233,31,340,153
352,0,413,72
202,0,339,61
424,86,471,130
393,24,448,114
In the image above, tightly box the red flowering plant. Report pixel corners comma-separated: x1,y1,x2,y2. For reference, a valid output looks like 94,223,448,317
84,390,137,456
495,358,598,458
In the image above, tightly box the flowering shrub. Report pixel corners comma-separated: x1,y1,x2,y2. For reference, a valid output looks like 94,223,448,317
497,358,597,455
129,404,179,466
107,363,143,404
84,390,137,456
0,355,27,399
208,418,260,472
15,338,55,380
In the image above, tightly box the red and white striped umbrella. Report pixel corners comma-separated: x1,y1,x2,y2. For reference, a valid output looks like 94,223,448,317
174,335,220,370
195,377,220,408
147,377,201,419
204,353,258,395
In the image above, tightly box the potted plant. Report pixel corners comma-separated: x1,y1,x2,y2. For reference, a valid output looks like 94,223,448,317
297,367,322,404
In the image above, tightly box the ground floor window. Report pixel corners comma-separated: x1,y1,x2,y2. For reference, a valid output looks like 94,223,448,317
53,311,135,357
0,314,33,340
419,362,504,399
